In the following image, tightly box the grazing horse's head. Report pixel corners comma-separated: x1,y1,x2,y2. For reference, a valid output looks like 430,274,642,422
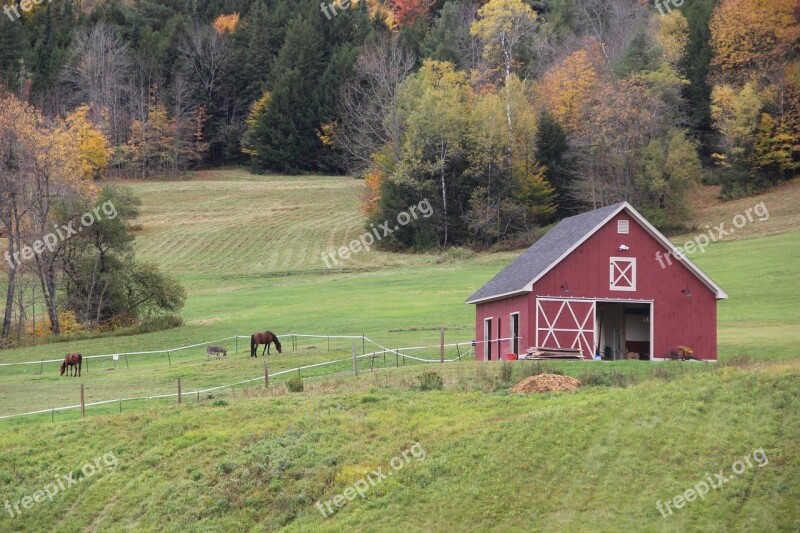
273,336,282,353
60,362,66,376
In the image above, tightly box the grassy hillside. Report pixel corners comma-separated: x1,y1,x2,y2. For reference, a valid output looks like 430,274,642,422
0,170,798,531
0,359,798,531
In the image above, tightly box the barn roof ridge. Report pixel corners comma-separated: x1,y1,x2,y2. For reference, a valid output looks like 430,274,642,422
466,201,727,304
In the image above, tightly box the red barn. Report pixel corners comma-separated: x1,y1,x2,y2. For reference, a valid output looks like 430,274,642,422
467,202,727,361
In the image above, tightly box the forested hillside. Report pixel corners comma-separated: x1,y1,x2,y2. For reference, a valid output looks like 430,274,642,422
1,0,798,248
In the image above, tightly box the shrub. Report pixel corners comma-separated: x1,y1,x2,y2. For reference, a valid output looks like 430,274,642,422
212,399,228,407
287,377,304,392
417,371,444,391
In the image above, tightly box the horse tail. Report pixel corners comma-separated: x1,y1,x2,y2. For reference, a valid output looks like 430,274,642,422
78,354,82,376
250,335,256,356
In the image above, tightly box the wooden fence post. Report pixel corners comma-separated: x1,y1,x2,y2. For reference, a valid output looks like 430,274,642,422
177,378,182,404
124,354,129,369
264,359,269,389
235,336,238,355
440,327,445,363
167,351,172,366
80,384,85,418
352,344,359,376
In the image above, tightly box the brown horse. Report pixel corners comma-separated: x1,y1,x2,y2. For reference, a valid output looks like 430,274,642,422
60,353,82,377
251,331,282,357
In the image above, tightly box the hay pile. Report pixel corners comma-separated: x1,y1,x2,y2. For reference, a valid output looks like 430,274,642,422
510,373,581,393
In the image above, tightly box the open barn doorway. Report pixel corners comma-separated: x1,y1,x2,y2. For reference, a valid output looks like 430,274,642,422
595,302,652,360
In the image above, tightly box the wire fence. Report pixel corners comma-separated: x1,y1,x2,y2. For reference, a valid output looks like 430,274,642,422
0,332,482,422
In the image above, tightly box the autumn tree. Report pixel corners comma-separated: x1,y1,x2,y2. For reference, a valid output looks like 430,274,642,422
0,94,38,338
212,13,240,35
65,105,110,181
709,0,799,85
392,0,434,27
471,0,540,148
539,49,599,134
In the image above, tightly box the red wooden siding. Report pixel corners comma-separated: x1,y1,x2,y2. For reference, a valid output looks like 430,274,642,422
474,293,529,360
474,209,720,360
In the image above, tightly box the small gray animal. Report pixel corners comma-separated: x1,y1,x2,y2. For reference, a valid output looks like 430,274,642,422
206,345,228,360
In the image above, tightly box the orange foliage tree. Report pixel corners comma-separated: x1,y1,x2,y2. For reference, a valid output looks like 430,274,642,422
213,13,240,35
391,0,433,26
538,49,599,134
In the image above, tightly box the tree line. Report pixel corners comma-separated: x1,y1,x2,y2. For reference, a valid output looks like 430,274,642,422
0,0,798,257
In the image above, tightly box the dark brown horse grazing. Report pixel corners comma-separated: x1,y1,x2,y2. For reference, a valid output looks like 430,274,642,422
251,331,282,357
60,353,82,377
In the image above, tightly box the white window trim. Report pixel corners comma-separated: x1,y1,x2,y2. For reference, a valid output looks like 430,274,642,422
610,257,637,291
483,317,493,359
510,312,520,355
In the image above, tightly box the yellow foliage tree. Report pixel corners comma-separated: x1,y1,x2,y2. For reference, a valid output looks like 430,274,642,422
654,11,690,71
539,49,599,133
709,0,800,84
65,105,110,181
710,82,766,166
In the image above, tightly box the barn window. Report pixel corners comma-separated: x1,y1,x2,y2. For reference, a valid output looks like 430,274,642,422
618,220,629,234
610,257,636,291
510,313,520,355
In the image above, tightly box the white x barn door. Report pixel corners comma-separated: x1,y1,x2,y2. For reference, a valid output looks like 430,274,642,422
535,298,596,359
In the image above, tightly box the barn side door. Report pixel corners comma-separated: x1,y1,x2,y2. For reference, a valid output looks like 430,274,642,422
535,298,596,359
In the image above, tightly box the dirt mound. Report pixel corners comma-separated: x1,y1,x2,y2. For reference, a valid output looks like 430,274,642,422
510,373,581,393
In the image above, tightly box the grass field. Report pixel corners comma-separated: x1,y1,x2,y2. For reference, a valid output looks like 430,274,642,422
0,170,798,531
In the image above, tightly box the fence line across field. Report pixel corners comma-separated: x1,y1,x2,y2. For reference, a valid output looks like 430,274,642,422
0,331,511,368
0,343,475,421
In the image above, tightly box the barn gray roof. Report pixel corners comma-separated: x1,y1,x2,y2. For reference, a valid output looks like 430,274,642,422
466,202,627,304
466,201,728,304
